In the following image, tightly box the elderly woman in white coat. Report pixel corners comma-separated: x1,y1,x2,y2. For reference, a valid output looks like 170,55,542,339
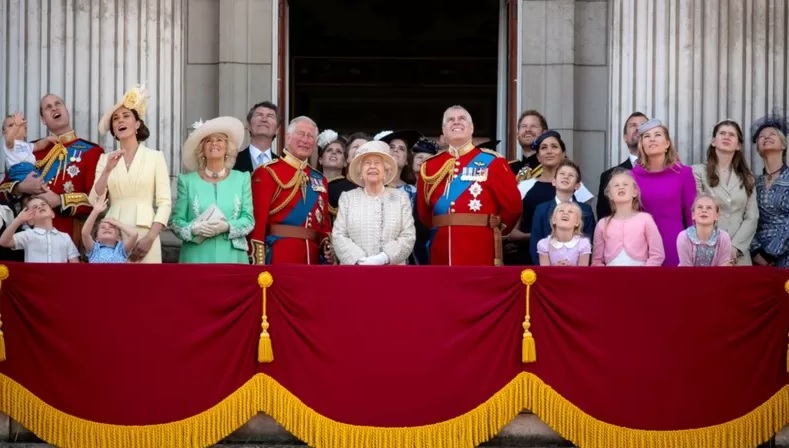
692,119,757,265
332,141,416,265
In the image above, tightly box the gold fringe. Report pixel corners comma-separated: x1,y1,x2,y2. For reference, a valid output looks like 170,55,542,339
520,269,537,363
257,272,274,363
0,264,9,362
0,373,261,448
0,371,787,448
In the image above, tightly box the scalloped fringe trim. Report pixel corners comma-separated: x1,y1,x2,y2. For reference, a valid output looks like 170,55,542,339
1,372,787,448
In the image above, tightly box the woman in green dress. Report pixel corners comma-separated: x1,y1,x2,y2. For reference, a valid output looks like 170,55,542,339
170,117,254,263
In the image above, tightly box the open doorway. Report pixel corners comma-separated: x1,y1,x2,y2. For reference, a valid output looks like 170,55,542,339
287,0,502,142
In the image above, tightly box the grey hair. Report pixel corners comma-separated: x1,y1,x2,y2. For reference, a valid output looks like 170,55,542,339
286,116,318,134
441,105,474,127
195,133,240,171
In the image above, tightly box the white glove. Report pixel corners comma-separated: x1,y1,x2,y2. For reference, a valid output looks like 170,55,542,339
357,252,389,266
205,220,230,236
191,221,212,237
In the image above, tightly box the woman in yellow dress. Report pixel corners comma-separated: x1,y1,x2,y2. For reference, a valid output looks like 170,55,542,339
89,84,172,263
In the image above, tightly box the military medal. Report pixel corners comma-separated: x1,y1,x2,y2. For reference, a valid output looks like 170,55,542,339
63,181,75,193
468,181,483,212
66,165,80,178
69,150,83,163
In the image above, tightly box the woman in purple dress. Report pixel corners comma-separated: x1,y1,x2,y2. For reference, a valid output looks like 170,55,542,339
632,119,697,266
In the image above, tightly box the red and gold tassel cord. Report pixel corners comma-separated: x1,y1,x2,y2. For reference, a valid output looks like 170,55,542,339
258,272,274,363
0,264,9,362
520,269,536,363
785,280,789,373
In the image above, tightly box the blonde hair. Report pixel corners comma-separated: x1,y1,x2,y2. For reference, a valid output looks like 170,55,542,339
195,133,239,171
549,202,584,238
691,192,720,213
604,168,644,233
637,124,680,169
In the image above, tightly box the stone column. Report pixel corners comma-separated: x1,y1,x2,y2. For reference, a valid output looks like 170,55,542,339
608,0,788,169
519,0,609,196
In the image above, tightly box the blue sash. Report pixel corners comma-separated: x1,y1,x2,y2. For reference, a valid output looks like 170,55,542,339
265,171,322,263
41,140,93,183
429,152,495,251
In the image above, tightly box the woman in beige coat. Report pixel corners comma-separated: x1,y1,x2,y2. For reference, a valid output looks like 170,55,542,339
89,84,172,263
692,120,757,265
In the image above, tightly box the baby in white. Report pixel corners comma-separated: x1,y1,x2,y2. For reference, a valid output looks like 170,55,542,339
2,113,57,182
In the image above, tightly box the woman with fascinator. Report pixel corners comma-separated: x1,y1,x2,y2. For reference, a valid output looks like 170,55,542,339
90,84,172,263
316,129,347,182
749,111,789,267
170,117,254,264
332,141,416,265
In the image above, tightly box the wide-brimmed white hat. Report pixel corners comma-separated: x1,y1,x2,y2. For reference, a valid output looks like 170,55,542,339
182,117,245,172
98,83,149,135
348,141,398,186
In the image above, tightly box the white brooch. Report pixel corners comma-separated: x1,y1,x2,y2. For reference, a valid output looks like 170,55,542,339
468,199,482,212
66,165,80,178
63,181,74,193
192,119,205,130
469,182,483,198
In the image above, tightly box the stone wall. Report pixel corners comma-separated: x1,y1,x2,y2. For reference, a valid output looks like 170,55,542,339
520,0,610,203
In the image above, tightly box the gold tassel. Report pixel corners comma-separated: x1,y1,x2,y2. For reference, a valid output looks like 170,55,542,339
258,272,274,363
0,265,9,362
520,269,537,364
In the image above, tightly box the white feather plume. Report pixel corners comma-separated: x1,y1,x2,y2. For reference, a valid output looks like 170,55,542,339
373,130,393,141
317,129,339,149
191,119,205,130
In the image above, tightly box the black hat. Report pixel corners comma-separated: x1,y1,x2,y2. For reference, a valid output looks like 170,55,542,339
750,110,789,143
413,137,439,155
374,129,424,150
531,130,564,152
477,139,500,149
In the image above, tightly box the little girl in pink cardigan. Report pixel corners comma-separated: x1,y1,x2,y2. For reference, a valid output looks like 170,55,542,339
592,169,665,266
676,194,733,266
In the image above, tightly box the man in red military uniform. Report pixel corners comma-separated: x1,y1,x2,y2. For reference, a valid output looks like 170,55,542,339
417,105,522,266
0,94,103,248
249,116,331,265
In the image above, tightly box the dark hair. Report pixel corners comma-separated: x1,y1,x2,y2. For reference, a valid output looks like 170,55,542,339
623,112,648,135
400,150,417,185
344,131,372,160
534,130,566,153
555,159,582,183
705,120,755,197
110,108,150,142
517,109,548,131
246,101,280,125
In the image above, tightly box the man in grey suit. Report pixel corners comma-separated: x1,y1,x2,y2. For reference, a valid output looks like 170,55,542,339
234,101,280,173
596,111,648,219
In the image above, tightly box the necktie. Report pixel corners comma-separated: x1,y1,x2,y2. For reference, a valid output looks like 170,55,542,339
257,152,268,168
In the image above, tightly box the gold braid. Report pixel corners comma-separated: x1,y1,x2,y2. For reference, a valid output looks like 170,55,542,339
265,166,308,216
420,158,455,202
36,144,68,179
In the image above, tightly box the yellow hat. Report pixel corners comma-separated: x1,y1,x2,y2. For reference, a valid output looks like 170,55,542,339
98,83,149,135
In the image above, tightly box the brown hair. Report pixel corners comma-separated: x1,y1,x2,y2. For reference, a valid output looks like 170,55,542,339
637,124,679,169
705,120,754,197
555,159,582,183
109,108,150,142
622,112,648,135
517,109,548,131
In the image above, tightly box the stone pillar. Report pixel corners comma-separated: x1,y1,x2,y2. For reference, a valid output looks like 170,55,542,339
519,0,609,196
608,0,788,170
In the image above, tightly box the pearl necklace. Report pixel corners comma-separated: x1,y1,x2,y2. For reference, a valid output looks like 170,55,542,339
205,167,226,179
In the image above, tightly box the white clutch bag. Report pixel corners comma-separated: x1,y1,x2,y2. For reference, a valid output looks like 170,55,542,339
192,204,227,243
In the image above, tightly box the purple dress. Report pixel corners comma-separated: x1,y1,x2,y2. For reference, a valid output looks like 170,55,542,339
632,163,696,266
536,235,592,266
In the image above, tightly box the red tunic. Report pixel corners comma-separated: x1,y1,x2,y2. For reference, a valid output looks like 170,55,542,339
249,154,331,265
416,144,521,266
0,131,103,247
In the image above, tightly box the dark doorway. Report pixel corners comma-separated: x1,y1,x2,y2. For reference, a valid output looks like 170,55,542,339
288,0,501,139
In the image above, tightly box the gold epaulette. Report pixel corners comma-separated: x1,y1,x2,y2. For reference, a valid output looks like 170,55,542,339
0,182,16,195
478,148,503,158
61,193,90,216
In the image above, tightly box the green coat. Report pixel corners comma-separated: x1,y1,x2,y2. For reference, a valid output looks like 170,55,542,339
170,170,254,264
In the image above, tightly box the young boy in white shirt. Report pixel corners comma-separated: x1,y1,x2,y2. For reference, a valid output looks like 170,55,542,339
0,197,80,262
2,113,58,182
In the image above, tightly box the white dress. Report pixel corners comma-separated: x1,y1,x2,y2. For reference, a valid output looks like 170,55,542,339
332,187,416,265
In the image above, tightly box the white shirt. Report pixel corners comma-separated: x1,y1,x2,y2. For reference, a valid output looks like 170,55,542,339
4,140,36,167
13,228,80,262
250,144,273,170
629,153,638,166
517,179,595,203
